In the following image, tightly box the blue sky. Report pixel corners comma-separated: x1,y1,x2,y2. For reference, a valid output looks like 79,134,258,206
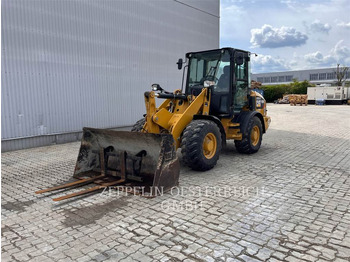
220,0,350,73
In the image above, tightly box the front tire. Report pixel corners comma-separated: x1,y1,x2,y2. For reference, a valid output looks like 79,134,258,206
131,118,145,132
235,116,263,154
181,120,222,171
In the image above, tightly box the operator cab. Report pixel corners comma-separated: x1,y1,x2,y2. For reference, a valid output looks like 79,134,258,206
184,48,251,116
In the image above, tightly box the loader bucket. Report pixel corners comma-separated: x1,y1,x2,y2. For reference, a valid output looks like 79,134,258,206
73,128,180,195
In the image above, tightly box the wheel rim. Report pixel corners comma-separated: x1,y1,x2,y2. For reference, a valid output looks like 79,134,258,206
203,133,217,159
251,126,260,146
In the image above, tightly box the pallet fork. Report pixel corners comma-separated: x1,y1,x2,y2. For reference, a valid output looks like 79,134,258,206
36,128,180,201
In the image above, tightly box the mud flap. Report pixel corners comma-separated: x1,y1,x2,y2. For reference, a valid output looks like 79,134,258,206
74,128,180,194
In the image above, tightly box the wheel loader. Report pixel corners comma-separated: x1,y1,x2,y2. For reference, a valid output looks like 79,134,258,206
36,47,270,201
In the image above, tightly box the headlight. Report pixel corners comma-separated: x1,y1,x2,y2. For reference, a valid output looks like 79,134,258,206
152,84,161,91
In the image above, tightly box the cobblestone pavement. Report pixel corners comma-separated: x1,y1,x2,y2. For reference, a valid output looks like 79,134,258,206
2,104,350,262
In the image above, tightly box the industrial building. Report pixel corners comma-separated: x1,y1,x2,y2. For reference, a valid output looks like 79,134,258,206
252,68,350,85
1,0,220,151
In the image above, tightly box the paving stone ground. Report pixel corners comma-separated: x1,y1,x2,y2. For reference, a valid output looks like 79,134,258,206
2,104,350,262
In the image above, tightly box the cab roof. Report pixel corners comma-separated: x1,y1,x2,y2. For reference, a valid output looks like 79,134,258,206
185,47,250,58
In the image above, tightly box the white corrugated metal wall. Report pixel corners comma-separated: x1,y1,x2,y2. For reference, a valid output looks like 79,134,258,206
1,0,220,151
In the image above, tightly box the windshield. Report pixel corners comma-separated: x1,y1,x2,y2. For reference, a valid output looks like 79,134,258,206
186,50,230,92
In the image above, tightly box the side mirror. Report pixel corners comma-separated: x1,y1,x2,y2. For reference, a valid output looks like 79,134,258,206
177,58,183,70
235,52,244,65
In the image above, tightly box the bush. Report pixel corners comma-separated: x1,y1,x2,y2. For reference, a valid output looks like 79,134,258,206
261,80,313,102
290,80,310,94
261,84,291,102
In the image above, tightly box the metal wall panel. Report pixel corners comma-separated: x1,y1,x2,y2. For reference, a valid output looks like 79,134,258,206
1,0,219,151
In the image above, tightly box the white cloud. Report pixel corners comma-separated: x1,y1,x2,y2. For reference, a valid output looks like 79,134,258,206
251,41,350,73
250,24,308,48
221,0,348,72
251,54,290,73
309,20,331,34
304,0,345,14
280,0,302,12
304,51,333,66
336,21,350,29
331,40,350,64
304,40,350,67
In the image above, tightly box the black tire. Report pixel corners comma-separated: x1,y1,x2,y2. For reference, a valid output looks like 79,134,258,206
235,116,263,154
181,120,222,171
131,118,145,132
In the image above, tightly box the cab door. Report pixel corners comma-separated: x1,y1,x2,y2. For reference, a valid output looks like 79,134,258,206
233,52,250,114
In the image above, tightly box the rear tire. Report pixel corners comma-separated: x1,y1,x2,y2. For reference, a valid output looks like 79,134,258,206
131,118,145,132
235,116,262,154
181,120,222,171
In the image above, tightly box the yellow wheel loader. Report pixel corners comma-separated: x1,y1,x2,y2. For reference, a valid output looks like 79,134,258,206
132,47,270,170
36,47,270,201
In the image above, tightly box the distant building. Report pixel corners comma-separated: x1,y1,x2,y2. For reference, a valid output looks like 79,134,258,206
252,68,350,85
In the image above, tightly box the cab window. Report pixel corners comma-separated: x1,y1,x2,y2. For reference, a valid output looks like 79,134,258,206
215,51,230,92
